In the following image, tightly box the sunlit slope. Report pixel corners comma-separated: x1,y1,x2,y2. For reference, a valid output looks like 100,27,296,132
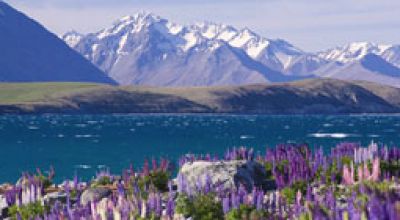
1,79,400,114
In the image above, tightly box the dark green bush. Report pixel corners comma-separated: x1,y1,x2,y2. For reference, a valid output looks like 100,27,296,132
175,193,224,220
138,170,170,192
225,204,269,220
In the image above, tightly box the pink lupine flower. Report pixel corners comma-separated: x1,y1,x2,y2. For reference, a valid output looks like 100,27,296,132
343,164,354,185
296,190,302,206
350,162,355,183
371,158,380,181
363,163,371,180
358,166,363,182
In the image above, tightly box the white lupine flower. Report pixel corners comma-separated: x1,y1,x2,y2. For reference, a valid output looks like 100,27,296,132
96,198,108,220
141,200,147,218
113,207,121,220
354,141,379,164
91,201,97,219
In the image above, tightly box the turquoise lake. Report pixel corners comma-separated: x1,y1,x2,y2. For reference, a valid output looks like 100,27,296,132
1,114,400,183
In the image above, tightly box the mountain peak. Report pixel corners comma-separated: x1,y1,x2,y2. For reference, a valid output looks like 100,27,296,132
117,11,160,23
318,41,393,63
62,30,83,47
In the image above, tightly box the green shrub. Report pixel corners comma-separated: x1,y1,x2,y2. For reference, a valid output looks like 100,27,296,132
226,204,269,220
8,202,48,220
91,176,112,187
281,181,307,204
316,161,341,185
264,162,274,180
175,193,224,220
341,156,353,167
138,170,170,192
35,175,53,189
380,160,400,176
276,160,289,174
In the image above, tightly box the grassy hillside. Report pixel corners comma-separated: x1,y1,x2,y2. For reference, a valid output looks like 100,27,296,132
1,79,400,114
0,82,105,104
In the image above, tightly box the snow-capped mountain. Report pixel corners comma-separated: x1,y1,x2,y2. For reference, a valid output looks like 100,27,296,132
63,12,400,87
63,12,309,86
0,2,115,84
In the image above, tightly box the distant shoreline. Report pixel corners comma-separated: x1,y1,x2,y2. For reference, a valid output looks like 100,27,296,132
2,79,400,115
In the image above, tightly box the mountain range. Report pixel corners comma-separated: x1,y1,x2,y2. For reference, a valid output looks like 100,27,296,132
1,1,400,88
63,12,400,87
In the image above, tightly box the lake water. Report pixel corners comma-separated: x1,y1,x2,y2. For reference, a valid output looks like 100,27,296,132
1,114,400,183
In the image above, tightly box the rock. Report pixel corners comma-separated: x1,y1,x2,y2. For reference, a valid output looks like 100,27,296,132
0,195,7,216
0,184,13,194
80,187,112,206
43,191,67,205
178,160,275,192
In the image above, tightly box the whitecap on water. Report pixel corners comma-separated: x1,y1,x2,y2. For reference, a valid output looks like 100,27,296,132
240,135,254,139
284,125,290,129
308,133,358,138
28,126,39,130
368,134,380,138
75,134,99,138
75,165,91,169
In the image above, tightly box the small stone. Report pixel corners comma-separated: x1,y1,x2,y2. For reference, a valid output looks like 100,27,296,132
43,191,67,205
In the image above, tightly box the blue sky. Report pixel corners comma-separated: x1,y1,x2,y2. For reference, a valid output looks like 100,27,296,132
5,0,400,51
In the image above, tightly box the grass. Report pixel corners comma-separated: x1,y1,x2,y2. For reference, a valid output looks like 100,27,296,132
0,82,105,104
1,79,400,114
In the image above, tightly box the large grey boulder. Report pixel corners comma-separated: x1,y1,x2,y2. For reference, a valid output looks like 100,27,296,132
80,188,112,206
178,160,275,192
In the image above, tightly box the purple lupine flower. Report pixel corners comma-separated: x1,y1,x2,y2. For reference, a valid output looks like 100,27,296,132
64,180,71,209
166,197,175,218
152,158,158,172
16,212,22,220
222,197,230,214
177,173,187,194
306,185,312,202
117,182,124,197
195,175,202,193
231,191,239,209
238,184,246,203
256,190,264,210
142,159,149,176
252,188,257,207
5,187,17,206
204,174,212,194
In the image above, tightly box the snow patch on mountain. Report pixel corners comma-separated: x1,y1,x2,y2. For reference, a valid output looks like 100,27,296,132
318,42,393,63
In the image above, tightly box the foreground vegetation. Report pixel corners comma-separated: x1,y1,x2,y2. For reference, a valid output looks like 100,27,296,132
1,142,399,219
